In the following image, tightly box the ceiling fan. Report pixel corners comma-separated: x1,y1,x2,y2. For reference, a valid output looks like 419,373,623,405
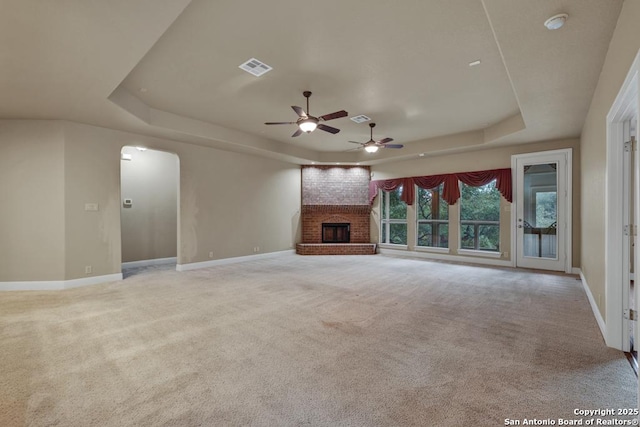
348,123,403,153
265,91,348,137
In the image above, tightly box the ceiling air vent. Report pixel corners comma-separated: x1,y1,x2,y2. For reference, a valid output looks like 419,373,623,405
239,58,273,77
350,115,371,124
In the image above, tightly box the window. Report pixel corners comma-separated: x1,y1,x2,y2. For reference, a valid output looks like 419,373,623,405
416,184,448,248
380,186,407,245
534,189,557,228
460,180,500,252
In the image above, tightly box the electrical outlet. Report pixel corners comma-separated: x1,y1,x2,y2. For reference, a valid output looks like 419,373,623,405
503,251,509,258
209,251,214,259
85,265,92,274
256,246,260,252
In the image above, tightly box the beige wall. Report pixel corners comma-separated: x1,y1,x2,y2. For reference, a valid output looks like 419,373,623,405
63,123,123,279
120,147,178,263
0,120,302,284
0,121,66,281
580,0,640,319
371,138,580,266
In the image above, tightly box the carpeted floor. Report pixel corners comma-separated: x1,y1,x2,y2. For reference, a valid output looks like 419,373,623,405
0,254,636,426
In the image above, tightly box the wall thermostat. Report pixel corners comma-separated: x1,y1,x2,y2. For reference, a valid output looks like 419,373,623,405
123,198,133,207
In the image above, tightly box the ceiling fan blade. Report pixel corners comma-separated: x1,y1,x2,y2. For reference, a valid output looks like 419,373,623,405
382,144,404,149
265,121,296,125
292,106,307,118
317,124,340,134
344,147,362,152
291,128,303,137
348,141,363,145
320,110,348,121
378,137,394,144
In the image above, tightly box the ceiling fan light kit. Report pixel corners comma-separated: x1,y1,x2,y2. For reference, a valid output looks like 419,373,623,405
299,118,318,133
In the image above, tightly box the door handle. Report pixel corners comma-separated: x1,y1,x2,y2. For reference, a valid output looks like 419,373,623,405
518,225,523,228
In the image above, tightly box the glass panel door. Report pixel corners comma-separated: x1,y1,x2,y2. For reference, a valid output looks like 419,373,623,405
523,163,558,260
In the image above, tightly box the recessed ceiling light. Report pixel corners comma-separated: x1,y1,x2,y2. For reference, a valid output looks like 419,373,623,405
544,13,568,30
469,60,481,67
419,153,425,157
336,163,340,165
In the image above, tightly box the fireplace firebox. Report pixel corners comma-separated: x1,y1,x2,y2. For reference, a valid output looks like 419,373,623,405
322,223,350,243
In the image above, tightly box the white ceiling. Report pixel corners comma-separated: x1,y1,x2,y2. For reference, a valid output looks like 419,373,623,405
0,0,623,165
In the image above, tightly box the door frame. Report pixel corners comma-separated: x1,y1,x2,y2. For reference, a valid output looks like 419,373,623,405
605,49,640,351
119,146,181,273
511,149,573,273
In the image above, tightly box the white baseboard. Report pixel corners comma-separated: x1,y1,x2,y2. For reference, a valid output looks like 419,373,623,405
122,257,177,269
379,247,514,268
577,269,607,342
176,250,294,272
0,273,123,291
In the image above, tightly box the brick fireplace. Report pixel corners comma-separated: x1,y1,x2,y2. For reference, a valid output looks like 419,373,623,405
296,166,376,255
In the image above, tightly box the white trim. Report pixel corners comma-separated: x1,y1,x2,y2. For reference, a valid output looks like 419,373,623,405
377,243,408,251
457,249,502,258
565,149,573,274
122,257,177,269
176,250,294,272
605,48,640,350
510,154,517,268
578,269,607,342
414,246,450,254
0,273,123,291
379,247,513,267
571,267,581,275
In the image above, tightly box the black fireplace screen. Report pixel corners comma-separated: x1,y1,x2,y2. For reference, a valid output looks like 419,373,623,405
322,223,350,243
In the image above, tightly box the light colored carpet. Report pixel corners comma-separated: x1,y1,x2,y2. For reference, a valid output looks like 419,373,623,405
0,254,636,426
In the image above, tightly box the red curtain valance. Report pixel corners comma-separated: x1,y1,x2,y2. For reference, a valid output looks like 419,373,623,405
369,168,512,206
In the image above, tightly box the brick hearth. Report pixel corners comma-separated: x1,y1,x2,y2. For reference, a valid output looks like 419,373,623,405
296,243,377,255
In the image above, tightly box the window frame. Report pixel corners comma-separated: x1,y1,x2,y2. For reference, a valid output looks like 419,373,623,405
379,188,408,248
415,184,449,250
458,179,501,254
